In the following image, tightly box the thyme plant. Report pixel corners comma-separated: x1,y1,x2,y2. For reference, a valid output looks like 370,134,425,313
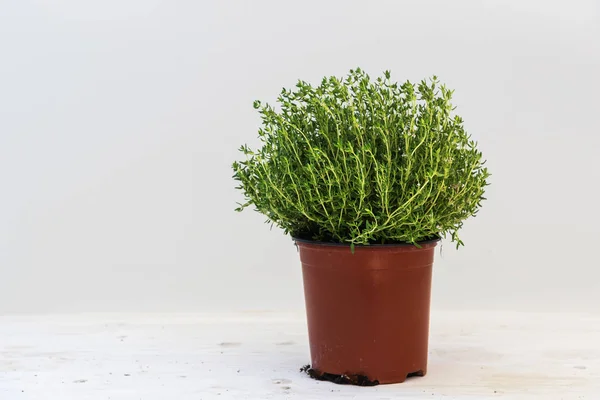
233,68,489,247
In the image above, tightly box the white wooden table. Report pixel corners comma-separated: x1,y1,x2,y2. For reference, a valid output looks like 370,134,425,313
1,311,598,399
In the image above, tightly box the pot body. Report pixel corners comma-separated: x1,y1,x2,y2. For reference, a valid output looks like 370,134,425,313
296,239,438,384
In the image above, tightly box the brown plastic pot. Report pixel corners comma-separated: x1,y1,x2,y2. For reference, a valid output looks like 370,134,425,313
295,238,439,385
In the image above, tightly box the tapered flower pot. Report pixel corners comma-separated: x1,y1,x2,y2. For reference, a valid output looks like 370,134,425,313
295,238,439,385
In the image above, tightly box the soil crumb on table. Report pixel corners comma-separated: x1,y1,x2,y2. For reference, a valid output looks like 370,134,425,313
300,365,379,386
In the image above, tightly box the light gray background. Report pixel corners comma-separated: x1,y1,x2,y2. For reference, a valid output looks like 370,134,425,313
1,0,599,314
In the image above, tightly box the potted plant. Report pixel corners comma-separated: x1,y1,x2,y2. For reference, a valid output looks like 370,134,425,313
232,68,489,385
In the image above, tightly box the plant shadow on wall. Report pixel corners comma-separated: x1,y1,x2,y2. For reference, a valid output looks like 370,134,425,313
232,68,490,385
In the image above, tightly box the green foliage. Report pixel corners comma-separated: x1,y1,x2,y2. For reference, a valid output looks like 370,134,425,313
232,68,490,247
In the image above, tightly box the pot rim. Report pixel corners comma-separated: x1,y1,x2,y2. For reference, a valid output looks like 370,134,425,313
292,236,441,248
